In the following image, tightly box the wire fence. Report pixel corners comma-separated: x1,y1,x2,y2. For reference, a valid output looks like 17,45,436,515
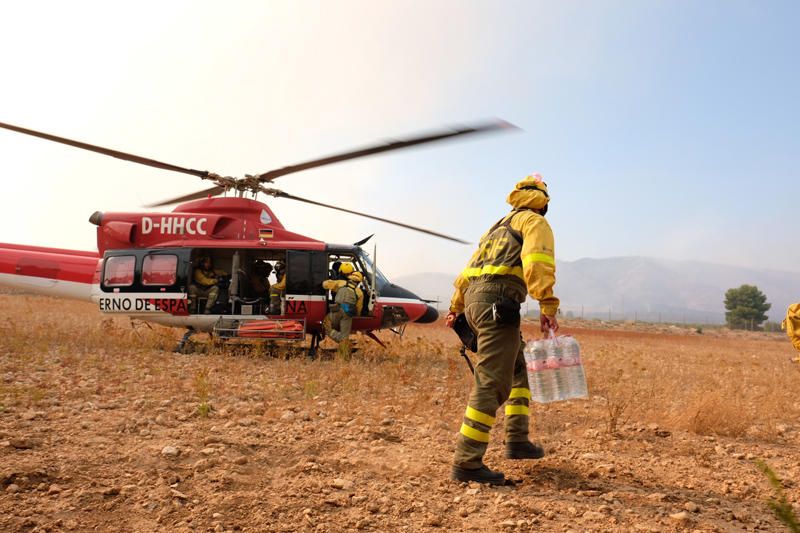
433,298,781,329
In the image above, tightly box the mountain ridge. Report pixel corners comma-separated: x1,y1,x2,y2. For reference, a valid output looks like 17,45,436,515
393,256,799,323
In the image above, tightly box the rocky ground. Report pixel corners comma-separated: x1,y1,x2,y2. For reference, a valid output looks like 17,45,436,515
1,294,799,532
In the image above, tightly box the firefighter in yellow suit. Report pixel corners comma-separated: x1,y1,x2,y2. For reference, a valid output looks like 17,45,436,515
446,173,559,485
782,303,800,362
189,257,228,314
323,264,364,359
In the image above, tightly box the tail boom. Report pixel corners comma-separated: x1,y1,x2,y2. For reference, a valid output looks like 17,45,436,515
0,243,99,301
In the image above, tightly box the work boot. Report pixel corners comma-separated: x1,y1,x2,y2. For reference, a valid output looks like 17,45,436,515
505,441,545,460
451,464,505,485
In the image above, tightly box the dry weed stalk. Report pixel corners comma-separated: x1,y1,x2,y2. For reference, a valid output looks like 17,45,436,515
683,390,750,437
756,460,800,532
303,379,320,399
194,367,212,417
589,346,640,435
595,367,634,435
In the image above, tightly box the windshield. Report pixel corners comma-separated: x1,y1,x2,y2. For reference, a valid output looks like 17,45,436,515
358,248,390,290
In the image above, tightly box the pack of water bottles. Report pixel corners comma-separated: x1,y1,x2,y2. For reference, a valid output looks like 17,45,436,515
524,334,589,403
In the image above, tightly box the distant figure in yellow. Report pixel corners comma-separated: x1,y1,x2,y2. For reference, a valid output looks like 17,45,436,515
189,257,227,314
782,303,800,363
322,263,364,358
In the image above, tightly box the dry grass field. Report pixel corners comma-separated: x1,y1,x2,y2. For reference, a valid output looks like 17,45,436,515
1,293,799,532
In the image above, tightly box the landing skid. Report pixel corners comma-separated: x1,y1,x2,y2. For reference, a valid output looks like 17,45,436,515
174,328,198,354
307,333,322,360
389,324,407,337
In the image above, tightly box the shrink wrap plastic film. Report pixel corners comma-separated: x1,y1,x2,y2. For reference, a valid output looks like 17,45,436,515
524,333,588,403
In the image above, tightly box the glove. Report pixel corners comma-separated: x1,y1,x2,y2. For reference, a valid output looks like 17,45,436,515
540,314,559,334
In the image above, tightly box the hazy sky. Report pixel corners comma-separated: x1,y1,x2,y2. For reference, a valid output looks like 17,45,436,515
1,1,798,280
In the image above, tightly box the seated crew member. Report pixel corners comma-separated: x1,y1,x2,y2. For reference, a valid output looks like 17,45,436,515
247,261,273,299
268,260,286,315
189,256,228,314
322,264,364,358
330,260,343,280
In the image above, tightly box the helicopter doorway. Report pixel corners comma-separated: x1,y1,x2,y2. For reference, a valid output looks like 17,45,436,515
284,250,327,317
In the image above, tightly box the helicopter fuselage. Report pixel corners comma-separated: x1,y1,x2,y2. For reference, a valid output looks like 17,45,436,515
0,197,438,341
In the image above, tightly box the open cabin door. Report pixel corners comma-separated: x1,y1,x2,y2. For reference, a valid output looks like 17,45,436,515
285,251,328,297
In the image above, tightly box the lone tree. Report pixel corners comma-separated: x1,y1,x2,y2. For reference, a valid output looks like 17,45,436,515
724,284,771,330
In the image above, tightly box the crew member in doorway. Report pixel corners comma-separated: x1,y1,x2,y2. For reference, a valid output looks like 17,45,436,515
189,256,228,314
445,173,559,485
248,261,273,299
269,260,286,315
323,264,364,358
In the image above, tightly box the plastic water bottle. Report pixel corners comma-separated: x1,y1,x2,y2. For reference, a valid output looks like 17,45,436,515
560,336,589,399
546,339,568,401
524,340,555,403
525,335,589,402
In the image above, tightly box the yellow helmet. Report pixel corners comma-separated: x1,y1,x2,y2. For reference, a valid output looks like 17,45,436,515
507,173,549,211
348,271,364,283
339,262,355,275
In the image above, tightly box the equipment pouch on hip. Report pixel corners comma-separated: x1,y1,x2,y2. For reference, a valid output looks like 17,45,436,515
341,303,356,317
492,297,521,326
453,313,478,353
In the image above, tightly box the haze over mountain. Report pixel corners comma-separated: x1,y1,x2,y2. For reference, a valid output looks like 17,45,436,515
394,256,799,324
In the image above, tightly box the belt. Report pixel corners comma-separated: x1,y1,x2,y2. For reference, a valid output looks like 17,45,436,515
465,280,526,303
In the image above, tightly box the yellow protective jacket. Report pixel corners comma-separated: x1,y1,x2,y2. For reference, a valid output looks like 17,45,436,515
270,274,286,295
323,279,364,315
449,180,559,316
782,303,800,352
193,267,227,288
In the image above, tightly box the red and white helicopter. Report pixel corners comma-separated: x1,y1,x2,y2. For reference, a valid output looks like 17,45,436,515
0,120,514,355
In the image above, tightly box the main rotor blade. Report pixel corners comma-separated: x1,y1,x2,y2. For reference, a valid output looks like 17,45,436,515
145,185,225,207
257,119,517,182
0,121,211,178
264,188,469,244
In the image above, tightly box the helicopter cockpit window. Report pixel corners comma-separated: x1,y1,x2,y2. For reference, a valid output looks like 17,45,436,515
103,255,135,287
357,249,388,290
327,255,355,281
142,254,178,286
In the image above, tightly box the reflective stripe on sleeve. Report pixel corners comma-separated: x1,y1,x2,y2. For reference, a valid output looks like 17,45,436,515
505,404,530,416
521,252,555,266
509,387,531,400
460,423,490,443
465,406,496,426
461,265,524,281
